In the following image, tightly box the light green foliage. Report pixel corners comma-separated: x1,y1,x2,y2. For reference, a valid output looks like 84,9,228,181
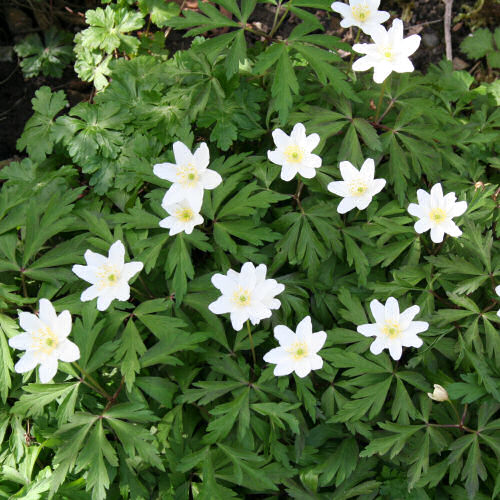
460,27,500,69
0,1,499,499
14,27,73,78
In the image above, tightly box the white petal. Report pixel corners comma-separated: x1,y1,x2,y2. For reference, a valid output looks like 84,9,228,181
370,299,385,323
185,185,205,211
273,360,295,376
263,347,289,364
153,162,177,181
327,181,349,197
173,141,193,166
81,285,100,302
96,294,114,311
430,183,444,205
385,297,399,322
442,220,462,238
331,2,351,17
272,128,291,149
15,352,38,373
72,264,97,283
416,189,431,208
55,310,72,339
248,303,272,324
108,240,125,267
281,164,298,182
414,218,432,234
352,54,374,71
268,149,284,166
407,202,423,218
357,323,379,337
208,296,233,315
230,309,248,331
399,305,420,330
56,339,80,362
114,282,131,301
369,178,386,196
38,299,58,329
449,201,467,218
274,325,296,347
393,57,414,74
337,197,357,214
389,19,404,42
296,316,313,338
211,274,236,295
360,158,375,180
193,142,210,170
239,262,256,288
373,61,393,84
404,321,429,336
83,249,106,267
9,333,33,350
290,123,306,144
388,341,403,361
355,194,373,211
369,337,387,355
339,161,360,182
18,311,43,333
200,169,222,190
310,331,327,353
309,353,323,370
430,226,445,243
294,358,312,378
298,166,317,179
303,153,322,169
121,261,144,281
402,34,421,56
163,183,185,206
305,133,320,152
39,360,58,383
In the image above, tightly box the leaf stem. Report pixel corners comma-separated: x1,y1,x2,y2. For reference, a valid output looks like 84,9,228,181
374,76,390,123
73,362,111,401
349,28,361,67
269,1,290,38
246,320,257,366
293,180,305,214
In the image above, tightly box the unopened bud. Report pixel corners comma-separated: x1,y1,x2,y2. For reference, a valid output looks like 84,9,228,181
427,384,449,402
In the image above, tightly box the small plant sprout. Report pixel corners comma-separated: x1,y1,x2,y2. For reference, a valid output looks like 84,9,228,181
208,262,285,331
263,316,326,378
352,18,421,83
407,183,467,243
72,240,144,311
496,285,500,317
267,123,322,181
330,0,390,36
153,141,222,211
427,384,449,402
9,299,80,383
327,158,386,213
159,199,204,235
357,297,429,361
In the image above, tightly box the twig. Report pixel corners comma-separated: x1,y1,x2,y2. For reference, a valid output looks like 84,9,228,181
443,0,453,61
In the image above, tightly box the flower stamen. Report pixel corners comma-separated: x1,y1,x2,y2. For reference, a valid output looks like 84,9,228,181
31,326,58,355
286,341,309,360
429,208,447,223
348,178,369,196
232,287,251,307
352,4,371,21
382,320,402,338
96,264,121,290
284,145,304,163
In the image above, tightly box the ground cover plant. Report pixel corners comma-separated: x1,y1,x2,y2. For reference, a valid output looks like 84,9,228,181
1,0,500,498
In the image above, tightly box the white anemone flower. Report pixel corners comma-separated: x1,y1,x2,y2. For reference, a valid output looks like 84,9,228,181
357,297,429,361
208,262,285,331
327,158,386,213
352,19,421,83
263,316,327,378
495,285,500,318
159,199,204,236
9,299,80,383
72,240,144,311
153,141,222,211
407,183,467,243
331,0,390,35
427,384,449,402
267,123,322,181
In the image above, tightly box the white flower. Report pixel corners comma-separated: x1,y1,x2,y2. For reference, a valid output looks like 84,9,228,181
357,297,429,361
407,183,467,243
352,19,421,83
159,199,204,236
327,158,386,213
267,123,322,181
495,285,500,318
72,240,144,311
427,384,449,402
9,299,80,383
263,316,326,378
153,141,222,212
331,0,390,35
208,262,285,331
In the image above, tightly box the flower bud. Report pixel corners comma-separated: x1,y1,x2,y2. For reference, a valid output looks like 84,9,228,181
427,384,449,402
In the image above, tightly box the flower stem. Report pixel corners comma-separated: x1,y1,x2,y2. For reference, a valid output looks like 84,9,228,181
448,399,462,423
374,76,390,123
349,28,361,67
73,362,111,400
246,320,257,366
293,180,305,214
269,1,290,38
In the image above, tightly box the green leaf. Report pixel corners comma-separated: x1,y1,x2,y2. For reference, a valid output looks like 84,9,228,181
317,437,358,487
138,0,180,27
0,314,15,403
250,402,301,434
115,320,147,392
460,28,494,59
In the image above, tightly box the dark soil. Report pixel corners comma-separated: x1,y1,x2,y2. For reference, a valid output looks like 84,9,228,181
1,0,498,162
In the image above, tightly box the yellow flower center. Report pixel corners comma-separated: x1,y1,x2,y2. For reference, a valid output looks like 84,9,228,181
348,178,368,197
232,287,251,307
176,208,194,222
429,208,446,223
382,320,401,338
286,341,309,360
284,144,304,163
32,326,58,355
96,264,120,290
176,164,199,187
380,45,395,61
352,4,371,21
